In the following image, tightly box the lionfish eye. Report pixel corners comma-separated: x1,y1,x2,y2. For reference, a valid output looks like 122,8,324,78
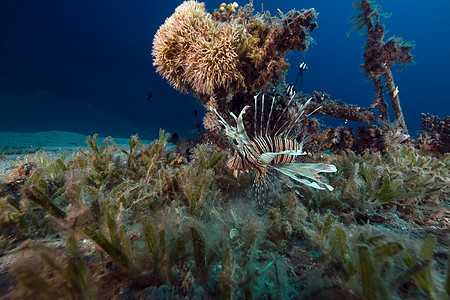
232,139,239,146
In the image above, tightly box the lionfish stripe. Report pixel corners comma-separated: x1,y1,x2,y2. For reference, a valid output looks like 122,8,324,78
254,94,258,136
260,94,265,136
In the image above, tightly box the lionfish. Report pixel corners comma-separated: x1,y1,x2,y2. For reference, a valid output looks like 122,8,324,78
210,93,337,194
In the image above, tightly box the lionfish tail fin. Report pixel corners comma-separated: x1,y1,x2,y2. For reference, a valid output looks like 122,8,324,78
273,162,337,191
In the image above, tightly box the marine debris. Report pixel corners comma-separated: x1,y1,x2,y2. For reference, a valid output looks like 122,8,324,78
295,90,379,124
349,0,415,134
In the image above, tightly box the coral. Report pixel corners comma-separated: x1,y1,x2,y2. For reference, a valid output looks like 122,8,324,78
354,124,386,153
267,87,379,124
152,1,212,93
183,22,244,96
299,117,386,155
2,2,449,297
318,126,356,154
152,1,317,118
416,113,450,154
350,0,414,134
260,88,388,155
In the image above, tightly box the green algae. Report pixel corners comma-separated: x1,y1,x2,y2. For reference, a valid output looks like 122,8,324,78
0,132,448,299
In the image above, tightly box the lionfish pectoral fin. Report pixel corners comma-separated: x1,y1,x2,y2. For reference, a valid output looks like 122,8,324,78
285,163,336,191
273,163,336,191
259,150,307,165
274,165,325,190
297,163,337,173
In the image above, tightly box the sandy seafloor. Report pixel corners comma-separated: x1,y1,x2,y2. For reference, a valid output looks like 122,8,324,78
0,131,163,179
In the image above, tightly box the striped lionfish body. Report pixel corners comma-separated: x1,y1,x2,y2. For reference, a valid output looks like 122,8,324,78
211,93,337,192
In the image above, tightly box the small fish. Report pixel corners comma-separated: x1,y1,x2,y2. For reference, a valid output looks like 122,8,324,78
196,123,201,132
286,83,296,97
146,91,152,101
393,86,399,98
193,109,198,116
170,132,179,144
298,61,308,71
294,62,308,93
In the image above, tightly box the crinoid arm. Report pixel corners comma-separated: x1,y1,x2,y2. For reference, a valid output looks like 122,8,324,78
273,163,337,191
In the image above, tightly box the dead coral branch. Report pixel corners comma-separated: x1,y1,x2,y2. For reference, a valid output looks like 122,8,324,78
304,91,379,123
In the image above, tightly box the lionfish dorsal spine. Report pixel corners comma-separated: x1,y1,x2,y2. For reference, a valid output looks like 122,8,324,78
265,96,276,135
273,94,296,137
254,94,258,137
260,93,265,136
283,99,309,138
236,105,252,147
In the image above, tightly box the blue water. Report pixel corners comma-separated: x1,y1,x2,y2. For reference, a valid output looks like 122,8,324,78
1,0,449,140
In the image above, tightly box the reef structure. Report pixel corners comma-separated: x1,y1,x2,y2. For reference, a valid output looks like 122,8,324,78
152,1,318,126
416,113,450,154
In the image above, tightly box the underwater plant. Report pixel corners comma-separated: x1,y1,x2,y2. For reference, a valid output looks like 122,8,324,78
328,227,447,300
0,130,448,299
299,140,449,224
